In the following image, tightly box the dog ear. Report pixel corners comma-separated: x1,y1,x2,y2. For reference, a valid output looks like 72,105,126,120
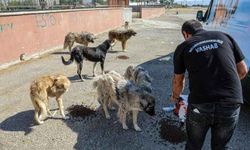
139,97,148,108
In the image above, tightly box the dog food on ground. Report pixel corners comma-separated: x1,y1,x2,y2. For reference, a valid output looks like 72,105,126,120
67,105,96,119
159,118,186,144
117,55,130,60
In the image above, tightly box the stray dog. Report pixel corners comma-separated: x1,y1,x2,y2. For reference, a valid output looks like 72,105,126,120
30,75,70,125
93,71,124,119
122,21,130,30
108,29,136,51
61,39,112,81
116,80,155,131
64,32,96,52
124,65,153,93
93,72,155,131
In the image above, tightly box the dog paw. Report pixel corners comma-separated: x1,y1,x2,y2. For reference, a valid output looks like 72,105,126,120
36,120,44,125
134,126,142,132
123,125,129,130
109,106,116,111
63,115,70,120
105,115,111,119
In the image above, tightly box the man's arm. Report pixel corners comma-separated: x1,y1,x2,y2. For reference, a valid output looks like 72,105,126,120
170,73,185,102
236,60,248,79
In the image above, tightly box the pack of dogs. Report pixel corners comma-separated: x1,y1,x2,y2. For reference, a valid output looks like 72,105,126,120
29,22,155,131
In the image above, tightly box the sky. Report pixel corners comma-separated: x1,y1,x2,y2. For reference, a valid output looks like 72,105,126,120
174,0,211,5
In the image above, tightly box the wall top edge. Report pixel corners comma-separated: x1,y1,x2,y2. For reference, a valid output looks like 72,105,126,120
0,7,126,17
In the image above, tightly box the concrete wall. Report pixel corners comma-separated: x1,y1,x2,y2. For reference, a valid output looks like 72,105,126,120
141,7,165,19
123,7,132,23
0,8,129,68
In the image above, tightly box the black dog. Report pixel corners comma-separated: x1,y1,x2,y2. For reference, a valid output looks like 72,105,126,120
61,39,112,81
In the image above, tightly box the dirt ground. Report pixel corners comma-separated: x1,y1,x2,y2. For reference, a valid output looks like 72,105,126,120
1,8,250,150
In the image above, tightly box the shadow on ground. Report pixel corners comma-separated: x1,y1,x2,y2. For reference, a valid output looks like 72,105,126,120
0,110,35,135
51,51,70,55
68,75,94,83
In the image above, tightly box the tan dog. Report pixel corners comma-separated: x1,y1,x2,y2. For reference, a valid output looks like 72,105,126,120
93,71,124,119
108,29,137,51
63,32,96,52
30,75,70,125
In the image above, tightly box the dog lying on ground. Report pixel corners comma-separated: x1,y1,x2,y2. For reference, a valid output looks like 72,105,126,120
93,71,155,131
61,39,112,81
124,65,153,93
93,71,124,119
30,74,70,125
108,29,136,51
64,32,96,52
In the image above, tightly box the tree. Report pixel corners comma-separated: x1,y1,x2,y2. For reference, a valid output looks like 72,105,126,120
1,0,8,9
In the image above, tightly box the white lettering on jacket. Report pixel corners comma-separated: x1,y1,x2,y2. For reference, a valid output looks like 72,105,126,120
189,39,223,53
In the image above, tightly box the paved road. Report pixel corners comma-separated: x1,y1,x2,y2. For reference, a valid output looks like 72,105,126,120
0,10,250,150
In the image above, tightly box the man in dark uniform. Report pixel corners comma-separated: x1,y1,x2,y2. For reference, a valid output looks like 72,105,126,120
170,20,248,150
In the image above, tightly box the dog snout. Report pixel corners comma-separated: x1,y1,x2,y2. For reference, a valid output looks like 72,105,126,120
145,106,155,116
146,109,155,116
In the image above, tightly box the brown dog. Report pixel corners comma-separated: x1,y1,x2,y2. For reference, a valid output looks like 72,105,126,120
63,32,96,52
30,74,70,125
108,29,136,51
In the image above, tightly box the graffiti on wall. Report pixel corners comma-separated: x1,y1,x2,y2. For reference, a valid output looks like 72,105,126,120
35,14,57,28
0,23,13,32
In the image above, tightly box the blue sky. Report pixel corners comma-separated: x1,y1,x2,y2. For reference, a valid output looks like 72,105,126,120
175,0,210,5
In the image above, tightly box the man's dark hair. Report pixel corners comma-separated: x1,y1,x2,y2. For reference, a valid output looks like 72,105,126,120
181,20,203,35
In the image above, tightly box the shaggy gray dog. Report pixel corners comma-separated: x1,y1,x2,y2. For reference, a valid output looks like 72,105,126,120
124,65,153,93
93,70,155,131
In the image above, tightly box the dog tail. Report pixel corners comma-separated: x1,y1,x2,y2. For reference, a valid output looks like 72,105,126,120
61,54,74,65
63,38,68,49
63,33,72,49
63,36,69,49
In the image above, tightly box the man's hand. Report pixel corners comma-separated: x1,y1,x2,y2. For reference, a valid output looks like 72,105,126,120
170,94,180,103
236,60,248,79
